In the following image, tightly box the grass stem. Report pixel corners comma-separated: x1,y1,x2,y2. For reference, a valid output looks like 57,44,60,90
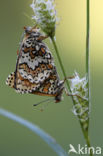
51,19,92,154
51,37,70,91
0,108,68,156
86,0,90,129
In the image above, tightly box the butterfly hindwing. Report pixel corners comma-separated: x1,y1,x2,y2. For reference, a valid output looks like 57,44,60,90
6,72,40,94
15,71,40,94
6,72,15,88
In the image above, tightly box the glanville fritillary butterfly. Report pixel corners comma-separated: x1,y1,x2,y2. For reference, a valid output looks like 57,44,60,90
6,26,67,104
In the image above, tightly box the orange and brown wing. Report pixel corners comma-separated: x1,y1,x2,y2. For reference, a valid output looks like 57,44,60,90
17,32,54,84
6,72,40,94
32,74,59,97
6,27,63,99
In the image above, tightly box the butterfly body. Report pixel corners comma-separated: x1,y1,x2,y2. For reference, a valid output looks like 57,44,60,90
6,26,64,103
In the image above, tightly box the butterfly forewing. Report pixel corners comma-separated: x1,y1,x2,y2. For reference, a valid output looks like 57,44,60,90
18,34,54,84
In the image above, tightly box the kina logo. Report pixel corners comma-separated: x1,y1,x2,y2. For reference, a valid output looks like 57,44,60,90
68,144,102,155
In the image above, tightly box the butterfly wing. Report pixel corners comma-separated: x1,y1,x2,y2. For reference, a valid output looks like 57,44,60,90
17,34,54,84
6,72,15,88
32,70,64,103
6,72,40,94
6,28,60,95
33,74,59,96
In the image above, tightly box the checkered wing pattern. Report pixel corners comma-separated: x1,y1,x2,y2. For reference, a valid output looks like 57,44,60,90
6,27,63,99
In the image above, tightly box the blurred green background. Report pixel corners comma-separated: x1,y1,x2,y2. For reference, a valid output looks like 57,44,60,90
0,0,103,156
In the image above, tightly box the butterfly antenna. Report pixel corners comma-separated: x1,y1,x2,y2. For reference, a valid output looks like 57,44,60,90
33,98,54,107
33,98,54,112
23,12,36,25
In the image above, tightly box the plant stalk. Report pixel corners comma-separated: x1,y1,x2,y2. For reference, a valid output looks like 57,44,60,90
51,37,70,91
51,34,92,156
51,1,91,155
0,108,68,156
86,0,90,128
80,124,93,156
86,0,90,75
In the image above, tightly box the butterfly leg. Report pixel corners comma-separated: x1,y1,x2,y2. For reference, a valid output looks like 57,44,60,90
63,76,87,100
63,76,75,83
65,88,87,100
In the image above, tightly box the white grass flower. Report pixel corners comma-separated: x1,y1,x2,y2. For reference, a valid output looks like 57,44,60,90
30,0,57,37
69,72,89,129
70,72,88,100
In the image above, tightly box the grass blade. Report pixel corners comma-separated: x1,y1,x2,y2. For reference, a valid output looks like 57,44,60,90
0,108,68,156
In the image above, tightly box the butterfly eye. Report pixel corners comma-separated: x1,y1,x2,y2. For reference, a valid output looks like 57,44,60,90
24,26,32,34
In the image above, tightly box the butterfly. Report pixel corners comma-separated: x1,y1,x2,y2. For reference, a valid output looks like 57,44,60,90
6,26,65,104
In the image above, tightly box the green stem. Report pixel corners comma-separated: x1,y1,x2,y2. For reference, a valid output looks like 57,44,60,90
81,1,92,155
50,2,91,155
86,0,90,128
51,37,70,91
0,108,68,156
51,36,92,156
86,0,90,74
80,124,93,156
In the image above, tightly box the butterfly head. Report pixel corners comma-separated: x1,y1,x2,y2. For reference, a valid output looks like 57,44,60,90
23,26,48,41
24,25,38,32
